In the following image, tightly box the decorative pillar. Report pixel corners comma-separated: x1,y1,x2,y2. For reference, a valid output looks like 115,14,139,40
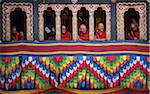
0,2,2,41
72,11,78,40
139,9,147,40
55,11,61,40
38,12,44,41
89,11,94,40
33,0,39,40
111,3,116,40
5,14,11,41
147,0,150,40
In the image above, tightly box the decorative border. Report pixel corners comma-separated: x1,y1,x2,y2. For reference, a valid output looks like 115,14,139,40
38,4,111,40
117,2,147,40
0,41,149,56
2,3,33,41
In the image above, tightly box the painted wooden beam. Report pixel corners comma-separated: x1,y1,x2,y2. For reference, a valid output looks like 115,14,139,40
0,2,2,40
33,0,39,40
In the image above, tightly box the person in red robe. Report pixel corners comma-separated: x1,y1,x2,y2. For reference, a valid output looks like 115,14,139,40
94,23,106,41
11,26,24,41
61,25,72,40
126,23,139,40
78,24,89,40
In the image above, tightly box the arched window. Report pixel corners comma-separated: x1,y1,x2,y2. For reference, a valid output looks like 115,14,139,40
124,8,140,40
94,7,106,41
10,8,26,41
61,7,72,40
77,7,89,40
43,7,56,40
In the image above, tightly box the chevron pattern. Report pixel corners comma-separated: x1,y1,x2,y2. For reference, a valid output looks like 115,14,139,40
35,57,59,89
21,56,36,89
0,55,149,90
0,57,6,89
59,55,149,89
0,57,21,90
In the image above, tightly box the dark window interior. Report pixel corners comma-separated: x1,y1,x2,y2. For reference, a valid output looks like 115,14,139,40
10,8,27,40
124,8,140,40
94,7,106,31
77,7,89,34
43,7,56,40
61,7,72,35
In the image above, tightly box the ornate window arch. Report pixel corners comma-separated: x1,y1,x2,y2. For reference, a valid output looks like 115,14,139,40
2,3,33,41
117,2,147,40
61,7,73,40
38,4,111,41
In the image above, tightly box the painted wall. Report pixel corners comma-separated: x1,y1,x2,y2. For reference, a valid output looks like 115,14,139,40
0,0,149,40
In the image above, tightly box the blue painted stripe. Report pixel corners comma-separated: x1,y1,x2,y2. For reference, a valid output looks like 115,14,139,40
0,40,149,44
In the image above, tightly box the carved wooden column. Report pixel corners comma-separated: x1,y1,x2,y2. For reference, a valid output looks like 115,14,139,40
0,2,2,41
39,12,44,41
55,11,61,40
72,11,78,40
105,8,111,40
89,11,94,40
5,14,11,41
139,6,147,40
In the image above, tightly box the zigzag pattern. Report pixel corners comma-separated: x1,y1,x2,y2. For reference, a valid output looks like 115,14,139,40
0,57,21,90
0,55,149,90
65,66,105,89
119,56,148,89
35,57,59,89
59,55,149,89
21,56,36,89
120,68,146,88
6,57,21,90
60,56,117,88
0,57,6,89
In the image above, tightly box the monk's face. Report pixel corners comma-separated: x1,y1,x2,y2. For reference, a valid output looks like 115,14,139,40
12,27,17,33
62,26,66,34
98,23,104,31
131,23,137,31
79,25,87,33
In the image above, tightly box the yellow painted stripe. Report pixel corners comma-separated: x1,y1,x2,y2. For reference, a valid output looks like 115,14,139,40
0,51,149,55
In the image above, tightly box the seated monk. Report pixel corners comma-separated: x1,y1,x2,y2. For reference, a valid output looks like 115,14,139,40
126,23,139,40
61,25,72,40
95,23,106,41
78,24,89,40
11,26,24,41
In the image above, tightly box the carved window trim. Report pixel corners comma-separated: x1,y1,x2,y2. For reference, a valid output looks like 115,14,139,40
2,3,33,41
117,2,147,40
38,4,111,41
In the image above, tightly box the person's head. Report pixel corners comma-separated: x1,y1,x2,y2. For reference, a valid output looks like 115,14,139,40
62,25,67,34
131,23,138,31
79,24,87,33
47,7,52,12
97,23,104,31
12,26,17,33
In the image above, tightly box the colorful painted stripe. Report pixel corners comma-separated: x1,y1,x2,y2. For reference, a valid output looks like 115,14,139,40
0,41,149,56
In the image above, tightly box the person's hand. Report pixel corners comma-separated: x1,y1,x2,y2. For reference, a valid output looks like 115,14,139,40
78,36,81,40
128,33,131,37
134,37,138,40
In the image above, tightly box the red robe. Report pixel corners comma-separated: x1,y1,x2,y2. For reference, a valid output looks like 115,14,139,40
127,30,139,40
95,29,106,40
12,32,24,40
61,31,72,40
79,30,89,40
